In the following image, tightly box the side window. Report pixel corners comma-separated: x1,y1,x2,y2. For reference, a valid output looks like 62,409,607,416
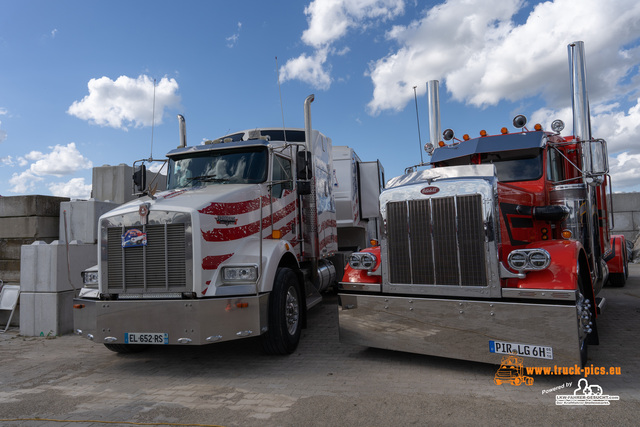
547,147,565,182
272,155,292,198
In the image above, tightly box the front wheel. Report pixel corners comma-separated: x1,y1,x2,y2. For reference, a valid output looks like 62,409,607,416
261,267,303,355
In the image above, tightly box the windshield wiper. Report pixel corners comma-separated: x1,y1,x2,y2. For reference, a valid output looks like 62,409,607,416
186,175,229,183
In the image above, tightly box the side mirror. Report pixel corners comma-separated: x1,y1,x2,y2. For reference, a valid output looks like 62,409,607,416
297,151,313,180
133,165,147,194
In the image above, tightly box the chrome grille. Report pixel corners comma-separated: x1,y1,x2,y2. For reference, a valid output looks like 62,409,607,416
387,194,487,286
107,224,187,293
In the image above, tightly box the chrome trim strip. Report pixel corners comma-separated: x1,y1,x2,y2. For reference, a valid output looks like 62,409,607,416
338,282,381,292
501,288,577,301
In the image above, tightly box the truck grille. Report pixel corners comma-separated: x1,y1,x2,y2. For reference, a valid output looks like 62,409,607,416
107,224,187,293
387,194,487,286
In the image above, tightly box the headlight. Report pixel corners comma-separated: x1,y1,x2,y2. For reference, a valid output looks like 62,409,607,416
348,253,378,271
82,270,99,286
507,249,550,271
222,266,258,282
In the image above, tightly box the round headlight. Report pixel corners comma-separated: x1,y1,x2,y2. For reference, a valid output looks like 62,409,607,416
508,252,527,270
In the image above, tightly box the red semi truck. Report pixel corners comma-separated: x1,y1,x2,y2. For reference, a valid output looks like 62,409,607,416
338,41,628,367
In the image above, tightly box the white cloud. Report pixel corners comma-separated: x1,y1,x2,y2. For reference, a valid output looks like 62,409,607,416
9,170,43,194
281,0,405,89
226,22,242,48
48,177,92,199
67,75,181,130
609,152,640,191
366,0,640,114
302,0,404,47
28,143,92,177
8,143,92,194
279,48,332,90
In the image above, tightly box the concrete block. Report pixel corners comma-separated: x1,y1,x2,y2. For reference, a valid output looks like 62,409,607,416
0,259,21,283
0,216,60,239
0,195,69,218
19,290,75,336
59,200,119,244
92,164,166,204
20,241,97,293
612,192,640,212
612,212,633,233
0,238,54,260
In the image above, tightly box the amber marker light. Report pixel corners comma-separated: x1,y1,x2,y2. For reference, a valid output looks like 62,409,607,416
561,229,573,239
463,134,470,141
501,127,508,134
236,302,249,308
480,130,487,137
272,230,282,239
438,140,446,147
534,123,542,131
370,239,379,247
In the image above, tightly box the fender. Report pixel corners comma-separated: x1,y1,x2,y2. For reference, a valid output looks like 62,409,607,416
203,238,299,296
606,235,626,274
508,240,586,291
341,246,382,284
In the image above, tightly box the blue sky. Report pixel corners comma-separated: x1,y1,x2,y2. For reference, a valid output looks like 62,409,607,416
2,0,640,198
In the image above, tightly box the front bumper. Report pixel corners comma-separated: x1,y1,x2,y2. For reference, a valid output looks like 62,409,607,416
73,294,269,345
338,293,581,367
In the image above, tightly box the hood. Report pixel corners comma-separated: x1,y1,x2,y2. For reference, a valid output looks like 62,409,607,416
103,184,265,218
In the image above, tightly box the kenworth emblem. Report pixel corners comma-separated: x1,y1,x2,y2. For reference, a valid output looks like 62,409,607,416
421,186,440,195
216,215,238,226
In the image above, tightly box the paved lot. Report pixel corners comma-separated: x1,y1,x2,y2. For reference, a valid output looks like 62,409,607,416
1,265,639,427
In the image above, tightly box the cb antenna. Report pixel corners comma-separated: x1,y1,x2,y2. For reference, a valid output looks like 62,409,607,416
413,86,424,164
149,78,157,160
276,56,287,142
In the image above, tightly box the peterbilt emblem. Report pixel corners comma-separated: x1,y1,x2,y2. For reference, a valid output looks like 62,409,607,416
121,228,147,248
421,186,440,195
216,215,238,226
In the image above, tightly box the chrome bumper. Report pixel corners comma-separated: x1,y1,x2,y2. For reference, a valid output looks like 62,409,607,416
73,295,269,345
338,293,581,367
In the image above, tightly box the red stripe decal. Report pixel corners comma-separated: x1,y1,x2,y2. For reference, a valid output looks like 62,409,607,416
202,253,234,270
199,196,271,216
202,200,297,242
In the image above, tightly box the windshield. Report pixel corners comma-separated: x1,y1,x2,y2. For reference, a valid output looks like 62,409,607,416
166,147,268,189
482,148,543,182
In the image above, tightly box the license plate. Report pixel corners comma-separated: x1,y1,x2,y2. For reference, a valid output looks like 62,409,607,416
489,340,553,359
125,332,168,345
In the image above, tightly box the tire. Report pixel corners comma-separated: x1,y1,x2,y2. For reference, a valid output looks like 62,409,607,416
261,267,302,355
609,246,628,287
104,344,150,354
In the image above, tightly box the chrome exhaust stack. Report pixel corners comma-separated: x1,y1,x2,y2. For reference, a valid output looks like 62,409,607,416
427,80,442,147
304,94,315,152
568,41,592,143
177,114,187,148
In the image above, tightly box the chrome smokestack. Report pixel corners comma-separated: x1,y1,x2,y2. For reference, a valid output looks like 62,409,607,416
304,94,315,152
427,80,442,146
177,114,187,148
568,41,592,142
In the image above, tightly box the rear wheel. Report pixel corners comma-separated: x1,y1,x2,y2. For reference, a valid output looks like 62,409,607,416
261,267,302,355
104,344,150,354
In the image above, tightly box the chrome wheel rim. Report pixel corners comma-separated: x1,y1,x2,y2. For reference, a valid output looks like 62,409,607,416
285,286,300,335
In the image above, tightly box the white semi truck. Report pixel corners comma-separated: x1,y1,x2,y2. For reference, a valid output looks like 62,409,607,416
73,95,383,354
